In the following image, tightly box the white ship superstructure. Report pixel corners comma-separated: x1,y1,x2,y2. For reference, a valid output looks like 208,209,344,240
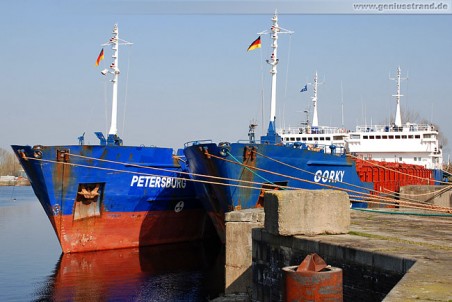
278,72,347,153
346,67,442,170
278,67,443,170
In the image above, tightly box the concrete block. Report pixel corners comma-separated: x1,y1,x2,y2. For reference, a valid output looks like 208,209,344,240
264,189,350,236
400,185,452,208
225,208,264,223
225,209,264,295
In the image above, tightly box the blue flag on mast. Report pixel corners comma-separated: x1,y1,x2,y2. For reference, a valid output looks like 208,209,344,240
300,84,308,92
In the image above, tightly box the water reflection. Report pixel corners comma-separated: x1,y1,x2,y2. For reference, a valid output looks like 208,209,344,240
35,240,224,301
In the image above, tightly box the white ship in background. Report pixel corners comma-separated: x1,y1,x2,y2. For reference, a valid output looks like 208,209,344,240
278,67,443,171
278,71,348,153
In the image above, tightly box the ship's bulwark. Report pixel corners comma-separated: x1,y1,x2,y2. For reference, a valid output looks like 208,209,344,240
12,144,209,253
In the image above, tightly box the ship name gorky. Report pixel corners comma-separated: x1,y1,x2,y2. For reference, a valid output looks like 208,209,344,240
130,175,186,189
314,170,345,183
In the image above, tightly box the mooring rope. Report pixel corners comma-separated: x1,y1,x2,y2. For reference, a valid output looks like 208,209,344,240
69,151,451,212
352,207,452,217
18,150,452,214
203,149,452,213
347,152,443,184
253,148,450,204
251,149,390,198
225,151,275,185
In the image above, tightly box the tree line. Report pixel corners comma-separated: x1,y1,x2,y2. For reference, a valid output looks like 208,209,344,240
0,148,21,176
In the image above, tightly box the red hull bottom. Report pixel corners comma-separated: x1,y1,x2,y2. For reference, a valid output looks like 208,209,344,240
51,209,209,253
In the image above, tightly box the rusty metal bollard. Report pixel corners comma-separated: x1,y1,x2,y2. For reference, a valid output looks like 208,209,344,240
283,253,343,301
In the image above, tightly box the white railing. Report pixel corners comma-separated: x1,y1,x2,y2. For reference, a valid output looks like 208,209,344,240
354,123,436,133
278,126,346,135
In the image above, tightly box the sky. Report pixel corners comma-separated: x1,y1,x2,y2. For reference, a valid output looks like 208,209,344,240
1,1,452,161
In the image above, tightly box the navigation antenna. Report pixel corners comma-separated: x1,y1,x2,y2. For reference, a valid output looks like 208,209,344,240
100,24,133,145
389,67,407,128
259,11,294,142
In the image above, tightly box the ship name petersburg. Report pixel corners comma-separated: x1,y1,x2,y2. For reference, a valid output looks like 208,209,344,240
130,175,187,189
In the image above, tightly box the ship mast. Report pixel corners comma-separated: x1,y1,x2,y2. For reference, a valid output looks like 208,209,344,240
101,24,132,145
258,12,294,142
312,72,319,127
390,66,406,128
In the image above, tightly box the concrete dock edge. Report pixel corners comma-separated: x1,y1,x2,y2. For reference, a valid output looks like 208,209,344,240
216,189,452,301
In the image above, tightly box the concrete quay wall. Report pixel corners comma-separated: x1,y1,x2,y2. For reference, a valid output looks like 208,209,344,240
252,228,412,301
225,209,265,295
400,185,452,208
218,189,452,302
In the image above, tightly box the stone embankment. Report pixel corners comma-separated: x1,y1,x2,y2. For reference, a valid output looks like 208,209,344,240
214,187,452,302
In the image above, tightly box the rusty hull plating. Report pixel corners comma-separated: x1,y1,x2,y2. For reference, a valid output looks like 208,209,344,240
12,144,208,253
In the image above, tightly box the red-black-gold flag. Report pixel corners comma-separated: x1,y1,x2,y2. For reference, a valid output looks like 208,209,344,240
95,48,104,66
247,36,261,51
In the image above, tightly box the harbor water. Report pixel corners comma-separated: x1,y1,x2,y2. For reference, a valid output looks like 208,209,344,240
0,186,224,301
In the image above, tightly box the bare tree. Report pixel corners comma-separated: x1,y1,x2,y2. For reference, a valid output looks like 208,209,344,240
0,148,20,176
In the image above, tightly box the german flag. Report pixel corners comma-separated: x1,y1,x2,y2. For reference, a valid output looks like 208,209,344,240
95,48,104,66
247,36,261,51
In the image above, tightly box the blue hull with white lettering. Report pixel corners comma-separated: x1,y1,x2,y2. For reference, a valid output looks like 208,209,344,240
11,144,209,253
183,140,372,242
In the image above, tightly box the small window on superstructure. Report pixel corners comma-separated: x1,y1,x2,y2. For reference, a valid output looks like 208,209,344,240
399,157,403,161
326,137,331,141
369,136,375,139
402,135,407,139
290,137,295,141
363,135,368,139
308,137,313,141
320,137,325,141
395,135,401,139
415,135,420,139
302,137,307,141
389,135,394,139
408,135,414,139
382,135,387,139
376,135,381,139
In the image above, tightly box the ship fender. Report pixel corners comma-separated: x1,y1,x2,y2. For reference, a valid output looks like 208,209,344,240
283,253,343,302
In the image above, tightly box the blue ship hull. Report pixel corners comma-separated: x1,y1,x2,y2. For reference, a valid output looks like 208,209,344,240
184,142,373,241
12,144,209,253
